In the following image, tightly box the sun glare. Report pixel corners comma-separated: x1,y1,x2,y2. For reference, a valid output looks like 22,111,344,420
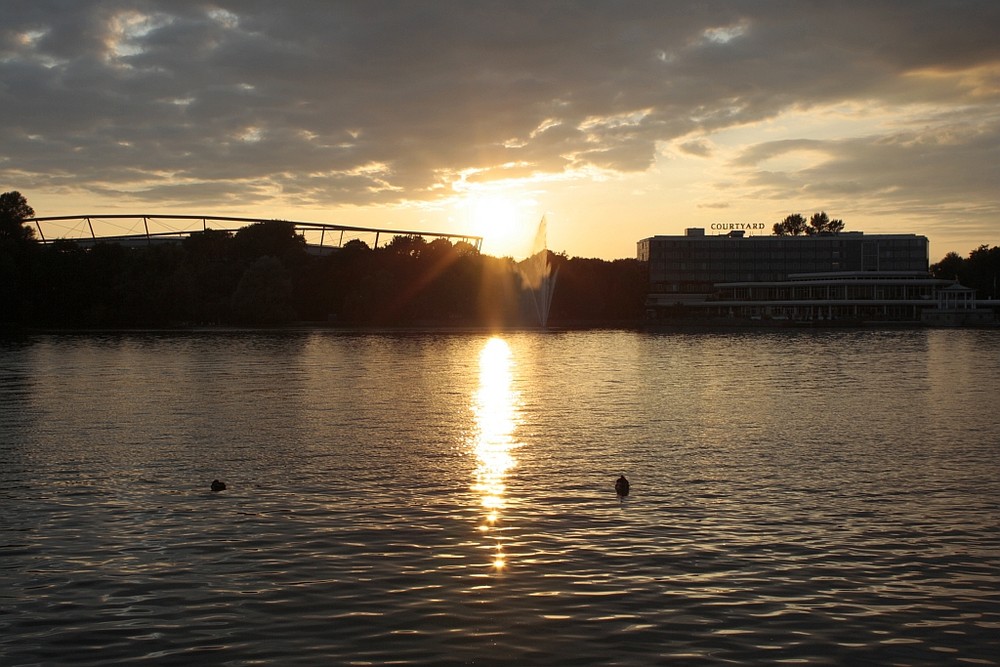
460,193,536,258
471,337,521,570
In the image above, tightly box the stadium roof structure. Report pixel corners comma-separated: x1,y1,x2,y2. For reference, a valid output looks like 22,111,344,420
25,214,483,253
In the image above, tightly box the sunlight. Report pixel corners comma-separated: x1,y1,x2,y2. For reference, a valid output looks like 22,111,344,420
471,337,522,570
492,544,506,570
458,192,536,258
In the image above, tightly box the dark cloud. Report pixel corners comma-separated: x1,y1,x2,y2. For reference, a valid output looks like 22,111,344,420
678,140,713,157
1,0,998,219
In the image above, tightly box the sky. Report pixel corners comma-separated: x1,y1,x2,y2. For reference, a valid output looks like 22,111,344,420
2,1,998,261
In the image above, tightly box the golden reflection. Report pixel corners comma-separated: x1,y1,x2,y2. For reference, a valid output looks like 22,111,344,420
471,337,521,570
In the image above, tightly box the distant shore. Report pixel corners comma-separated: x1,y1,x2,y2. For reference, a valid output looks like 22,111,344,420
8,318,999,338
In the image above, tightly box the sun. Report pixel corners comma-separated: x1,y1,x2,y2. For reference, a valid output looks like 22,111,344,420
461,193,536,258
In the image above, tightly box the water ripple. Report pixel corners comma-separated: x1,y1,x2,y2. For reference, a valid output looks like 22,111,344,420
1,330,998,665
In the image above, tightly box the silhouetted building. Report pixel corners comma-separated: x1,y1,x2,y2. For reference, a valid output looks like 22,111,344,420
637,228,994,325
638,228,928,295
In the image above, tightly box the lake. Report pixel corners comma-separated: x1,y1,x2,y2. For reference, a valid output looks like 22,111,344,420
1,328,998,665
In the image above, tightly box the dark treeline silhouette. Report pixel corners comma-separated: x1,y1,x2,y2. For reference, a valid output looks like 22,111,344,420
772,212,845,236
0,193,647,329
931,245,1000,300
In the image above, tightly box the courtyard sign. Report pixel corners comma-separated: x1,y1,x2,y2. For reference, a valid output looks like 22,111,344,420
711,223,767,231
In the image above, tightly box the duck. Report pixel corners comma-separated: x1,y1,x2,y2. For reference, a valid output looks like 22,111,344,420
615,474,630,496
211,479,227,492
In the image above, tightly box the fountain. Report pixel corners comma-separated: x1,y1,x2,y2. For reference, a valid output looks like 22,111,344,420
517,216,558,328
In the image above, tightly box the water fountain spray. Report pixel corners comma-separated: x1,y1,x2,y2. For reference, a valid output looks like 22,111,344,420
518,216,558,327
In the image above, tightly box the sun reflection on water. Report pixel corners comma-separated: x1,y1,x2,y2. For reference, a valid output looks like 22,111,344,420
471,337,522,570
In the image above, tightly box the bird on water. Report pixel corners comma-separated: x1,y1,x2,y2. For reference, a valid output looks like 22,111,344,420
211,479,227,492
615,475,630,496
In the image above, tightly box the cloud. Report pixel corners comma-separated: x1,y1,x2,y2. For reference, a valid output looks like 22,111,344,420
732,114,1000,218
677,139,714,157
1,0,999,239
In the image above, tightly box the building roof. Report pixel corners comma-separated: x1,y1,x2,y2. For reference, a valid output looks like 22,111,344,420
639,231,927,242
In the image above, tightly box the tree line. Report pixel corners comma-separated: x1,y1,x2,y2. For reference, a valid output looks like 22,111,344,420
930,246,1000,300
0,192,648,329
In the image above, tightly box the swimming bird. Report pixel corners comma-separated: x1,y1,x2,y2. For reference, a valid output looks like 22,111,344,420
615,475,630,496
211,479,227,492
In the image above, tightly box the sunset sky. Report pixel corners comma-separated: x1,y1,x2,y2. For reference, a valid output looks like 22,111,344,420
2,1,998,260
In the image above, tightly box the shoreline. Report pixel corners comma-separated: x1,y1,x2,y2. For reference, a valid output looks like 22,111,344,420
5,318,998,337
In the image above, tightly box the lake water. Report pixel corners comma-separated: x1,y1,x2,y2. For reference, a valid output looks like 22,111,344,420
1,328,998,665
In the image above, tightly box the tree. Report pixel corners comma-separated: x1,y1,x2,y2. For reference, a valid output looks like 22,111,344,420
965,245,1000,299
183,228,234,264
807,211,845,235
231,256,295,325
774,211,844,236
0,191,36,242
773,214,808,236
385,234,427,258
233,220,306,263
807,212,829,235
453,241,480,257
0,191,36,324
930,251,965,281
342,239,371,253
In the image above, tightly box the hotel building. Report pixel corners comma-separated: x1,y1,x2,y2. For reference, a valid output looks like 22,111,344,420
637,228,994,325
